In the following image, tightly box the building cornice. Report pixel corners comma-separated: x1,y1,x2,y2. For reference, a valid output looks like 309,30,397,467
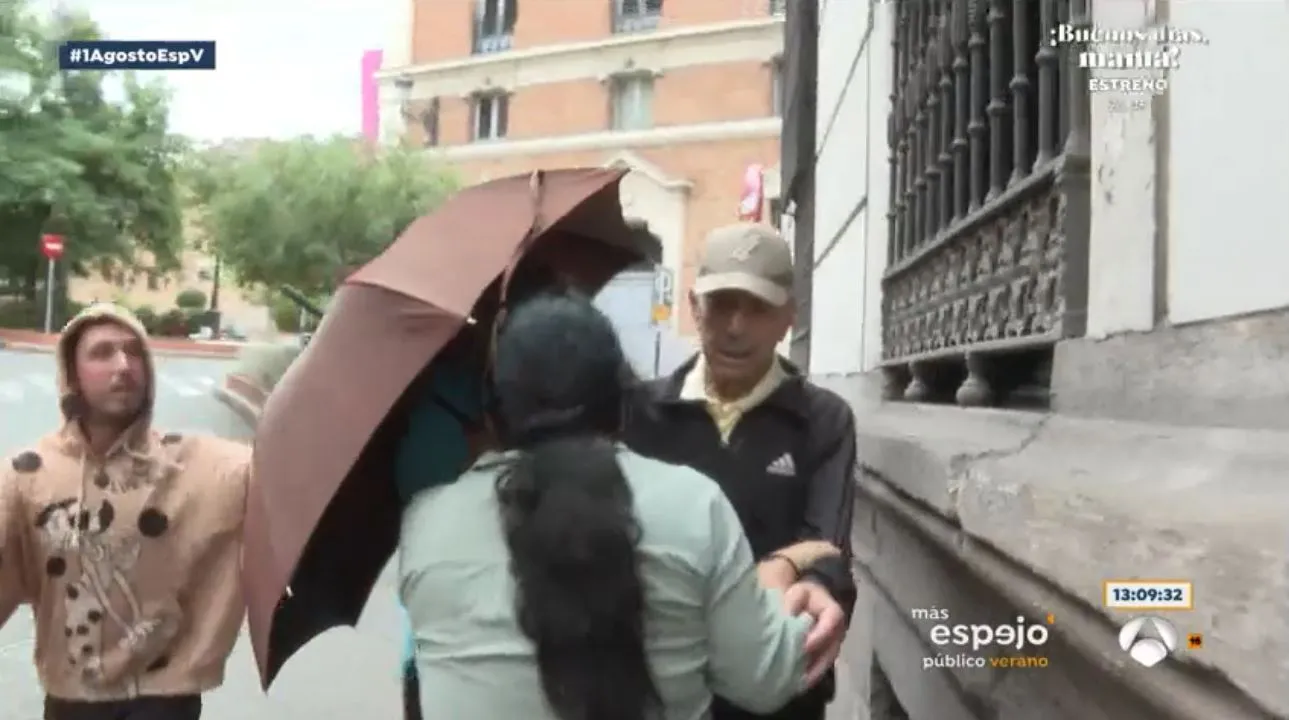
379,18,784,99
604,150,693,192
431,117,781,161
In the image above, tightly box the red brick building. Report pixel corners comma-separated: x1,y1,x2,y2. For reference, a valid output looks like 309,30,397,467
377,0,785,335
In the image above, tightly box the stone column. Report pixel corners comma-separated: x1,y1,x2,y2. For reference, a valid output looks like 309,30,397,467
1083,0,1161,338
377,79,408,146
382,0,415,69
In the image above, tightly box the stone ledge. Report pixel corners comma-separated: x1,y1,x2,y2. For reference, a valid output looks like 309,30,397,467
847,398,1289,717
1053,308,1289,431
213,374,265,427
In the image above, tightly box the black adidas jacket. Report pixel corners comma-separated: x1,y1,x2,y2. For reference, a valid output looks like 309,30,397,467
624,356,858,720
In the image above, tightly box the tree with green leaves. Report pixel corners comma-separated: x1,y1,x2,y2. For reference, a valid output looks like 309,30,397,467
0,0,187,305
185,137,458,299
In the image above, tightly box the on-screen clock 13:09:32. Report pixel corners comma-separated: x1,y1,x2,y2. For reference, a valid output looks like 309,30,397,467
1102,580,1193,611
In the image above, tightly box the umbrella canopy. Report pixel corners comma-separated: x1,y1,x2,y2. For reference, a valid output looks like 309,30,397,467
243,167,661,689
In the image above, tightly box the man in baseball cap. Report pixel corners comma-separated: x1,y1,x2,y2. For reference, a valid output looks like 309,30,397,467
693,222,795,305
689,222,796,394
626,222,858,720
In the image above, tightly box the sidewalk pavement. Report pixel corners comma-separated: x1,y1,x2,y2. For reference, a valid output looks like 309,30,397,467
0,328,243,359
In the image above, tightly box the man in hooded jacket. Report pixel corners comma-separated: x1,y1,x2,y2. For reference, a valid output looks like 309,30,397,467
0,304,251,720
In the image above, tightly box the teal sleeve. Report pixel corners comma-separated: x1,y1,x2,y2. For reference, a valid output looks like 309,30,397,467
401,605,416,671
394,402,470,504
393,364,483,504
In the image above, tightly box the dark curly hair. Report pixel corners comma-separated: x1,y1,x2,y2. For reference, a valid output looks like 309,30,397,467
490,290,659,720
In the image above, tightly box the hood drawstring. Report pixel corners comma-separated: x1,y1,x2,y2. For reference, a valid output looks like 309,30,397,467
71,432,184,549
74,453,89,551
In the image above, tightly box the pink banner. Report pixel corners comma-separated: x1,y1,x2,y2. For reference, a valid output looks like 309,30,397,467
361,49,383,142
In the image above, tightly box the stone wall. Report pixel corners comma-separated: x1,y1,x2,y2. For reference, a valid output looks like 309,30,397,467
815,345,1289,719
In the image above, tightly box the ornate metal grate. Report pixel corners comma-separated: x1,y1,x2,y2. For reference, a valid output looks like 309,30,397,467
882,0,1092,407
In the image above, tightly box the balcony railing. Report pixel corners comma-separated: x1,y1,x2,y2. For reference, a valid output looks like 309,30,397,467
613,12,659,33
613,0,661,33
472,32,512,54
881,0,1091,409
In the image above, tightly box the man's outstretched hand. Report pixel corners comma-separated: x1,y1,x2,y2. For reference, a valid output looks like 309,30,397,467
783,580,846,687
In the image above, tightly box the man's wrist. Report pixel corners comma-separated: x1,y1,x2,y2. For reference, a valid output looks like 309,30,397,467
757,554,800,588
797,563,858,624
763,555,797,576
796,567,833,592
766,551,801,578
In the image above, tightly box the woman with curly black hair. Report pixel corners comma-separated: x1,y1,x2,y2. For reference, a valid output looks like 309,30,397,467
393,264,561,720
398,291,834,719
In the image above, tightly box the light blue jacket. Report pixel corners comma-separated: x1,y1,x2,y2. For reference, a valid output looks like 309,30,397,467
399,449,810,719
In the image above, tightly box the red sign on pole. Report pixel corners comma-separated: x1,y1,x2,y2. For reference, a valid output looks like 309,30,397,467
40,234,64,260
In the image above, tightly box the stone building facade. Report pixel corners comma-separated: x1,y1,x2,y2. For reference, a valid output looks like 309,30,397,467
375,0,786,336
783,0,1289,718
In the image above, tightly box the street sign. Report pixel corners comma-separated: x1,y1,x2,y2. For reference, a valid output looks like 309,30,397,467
40,234,64,260
39,234,64,332
651,267,674,327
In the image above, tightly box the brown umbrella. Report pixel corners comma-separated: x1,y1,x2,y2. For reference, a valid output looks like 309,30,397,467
242,167,661,689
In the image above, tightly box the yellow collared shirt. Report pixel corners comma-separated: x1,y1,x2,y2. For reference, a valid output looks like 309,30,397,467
680,356,786,443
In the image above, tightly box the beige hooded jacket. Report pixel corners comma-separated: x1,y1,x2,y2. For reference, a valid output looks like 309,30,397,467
0,304,250,701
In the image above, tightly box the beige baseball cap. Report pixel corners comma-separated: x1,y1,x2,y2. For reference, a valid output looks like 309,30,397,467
692,223,794,306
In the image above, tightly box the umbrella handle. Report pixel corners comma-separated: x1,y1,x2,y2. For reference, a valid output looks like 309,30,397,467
280,285,324,319
484,169,546,420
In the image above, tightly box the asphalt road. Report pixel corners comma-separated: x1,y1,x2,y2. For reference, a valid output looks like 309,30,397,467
0,349,402,720
0,349,861,719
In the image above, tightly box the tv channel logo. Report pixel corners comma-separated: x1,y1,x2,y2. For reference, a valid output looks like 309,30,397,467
1119,615,1179,667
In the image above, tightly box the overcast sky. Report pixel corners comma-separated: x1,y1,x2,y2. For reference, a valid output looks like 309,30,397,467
36,0,397,140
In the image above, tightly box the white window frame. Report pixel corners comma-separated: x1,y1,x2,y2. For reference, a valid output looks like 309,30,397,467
474,0,515,53
479,0,510,36
610,76,654,131
472,93,508,141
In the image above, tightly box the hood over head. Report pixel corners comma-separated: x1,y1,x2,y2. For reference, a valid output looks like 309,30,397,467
55,303,156,432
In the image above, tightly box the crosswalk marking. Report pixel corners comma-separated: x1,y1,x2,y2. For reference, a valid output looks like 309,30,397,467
0,374,219,405
23,373,53,394
157,375,205,397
